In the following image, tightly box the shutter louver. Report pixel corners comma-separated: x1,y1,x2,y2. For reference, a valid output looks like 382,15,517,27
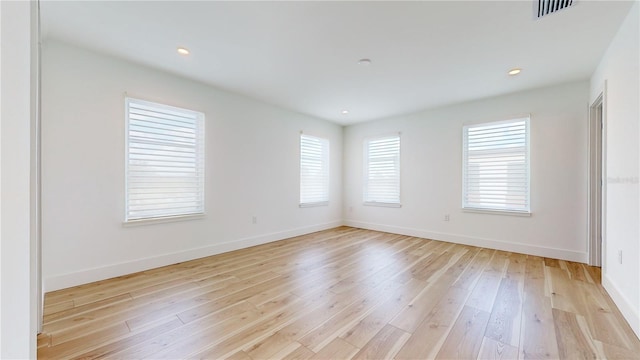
364,135,401,205
463,117,530,213
300,134,329,206
126,98,205,221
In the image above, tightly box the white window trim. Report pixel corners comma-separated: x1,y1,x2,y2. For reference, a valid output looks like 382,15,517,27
299,133,330,207
363,201,402,208
462,116,531,215
124,97,205,224
299,201,329,208
363,133,401,207
123,213,206,227
462,208,531,217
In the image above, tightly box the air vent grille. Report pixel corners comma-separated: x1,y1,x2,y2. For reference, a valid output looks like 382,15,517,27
536,0,576,19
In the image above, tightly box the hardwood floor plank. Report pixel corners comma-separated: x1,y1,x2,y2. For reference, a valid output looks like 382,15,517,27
544,258,561,268
484,277,522,347
452,248,494,290
43,293,132,324
298,280,403,352
506,253,527,281
565,261,588,282
244,290,356,359
388,276,451,332
104,301,259,359
37,334,51,350
477,336,519,360
267,342,308,360
339,278,425,348
358,241,425,289
350,324,410,360
553,308,601,359
484,251,510,277
225,350,253,360
156,299,299,359
594,340,640,359
466,273,502,313
38,227,640,360
547,266,588,315
583,264,601,284
578,281,639,351
43,276,240,338
40,322,130,359
281,344,315,360
182,294,310,359
43,299,74,316
169,273,285,327
395,286,470,360
69,317,183,359
436,305,490,359
326,236,416,294
412,244,463,281
308,337,359,360
520,257,559,359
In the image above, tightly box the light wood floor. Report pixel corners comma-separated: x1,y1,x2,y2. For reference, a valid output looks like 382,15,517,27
39,227,640,359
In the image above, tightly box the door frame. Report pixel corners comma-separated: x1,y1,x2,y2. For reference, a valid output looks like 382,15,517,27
588,85,606,268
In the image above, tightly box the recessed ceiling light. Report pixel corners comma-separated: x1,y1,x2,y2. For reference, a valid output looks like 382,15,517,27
357,59,372,65
508,68,522,76
341,110,349,115
177,47,190,55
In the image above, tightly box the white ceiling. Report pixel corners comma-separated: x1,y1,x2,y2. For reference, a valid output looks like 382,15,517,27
41,1,633,125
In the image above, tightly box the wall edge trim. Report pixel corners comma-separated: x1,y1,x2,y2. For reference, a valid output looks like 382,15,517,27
602,274,640,340
44,220,343,292
343,219,589,262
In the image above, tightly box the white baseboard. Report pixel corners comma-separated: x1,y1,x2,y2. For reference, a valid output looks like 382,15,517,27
344,220,589,263
602,274,640,340
44,220,343,292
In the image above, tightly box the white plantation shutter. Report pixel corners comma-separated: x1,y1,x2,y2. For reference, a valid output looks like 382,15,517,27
463,117,530,213
125,98,205,221
300,134,329,206
364,135,401,206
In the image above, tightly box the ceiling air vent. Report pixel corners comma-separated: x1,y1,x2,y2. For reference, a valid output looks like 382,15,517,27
536,0,576,19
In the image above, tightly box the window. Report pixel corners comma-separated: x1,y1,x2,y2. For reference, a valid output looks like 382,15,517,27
364,135,401,206
300,134,329,206
462,117,530,213
125,98,205,222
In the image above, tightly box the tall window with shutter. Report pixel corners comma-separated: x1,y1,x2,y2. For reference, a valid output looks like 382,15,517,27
364,135,401,206
125,98,205,222
299,134,330,207
462,117,530,213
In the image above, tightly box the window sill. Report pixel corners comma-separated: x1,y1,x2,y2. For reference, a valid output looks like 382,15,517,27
299,201,329,208
123,213,205,227
364,201,402,208
462,208,531,217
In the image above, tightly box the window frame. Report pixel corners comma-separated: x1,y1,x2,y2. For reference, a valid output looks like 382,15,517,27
124,97,205,224
299,133,330,207
462,116,531,215
363,134,402,207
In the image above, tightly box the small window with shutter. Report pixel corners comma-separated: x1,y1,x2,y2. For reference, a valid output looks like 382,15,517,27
364,134,401,207
462,117,530,214
300,134,329,207
125,98,205,222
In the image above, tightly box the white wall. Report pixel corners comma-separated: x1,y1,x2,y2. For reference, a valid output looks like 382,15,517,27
0,1,37,358
590,1,640,338
42,40,343,291
344,81,590,262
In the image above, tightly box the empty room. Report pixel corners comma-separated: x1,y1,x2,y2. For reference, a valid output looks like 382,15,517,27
1,0,639,359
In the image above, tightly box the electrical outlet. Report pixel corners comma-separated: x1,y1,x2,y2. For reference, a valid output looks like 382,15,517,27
252,216,257,224
618,250,623,264
349,206,353,213
444,214,450,222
